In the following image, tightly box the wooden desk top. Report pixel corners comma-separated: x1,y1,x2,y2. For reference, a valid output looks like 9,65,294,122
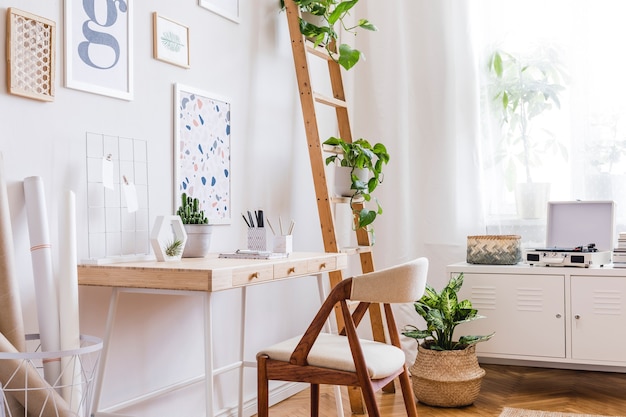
78,252,347,292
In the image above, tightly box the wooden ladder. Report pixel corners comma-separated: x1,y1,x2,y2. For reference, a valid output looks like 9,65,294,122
283,1,394,413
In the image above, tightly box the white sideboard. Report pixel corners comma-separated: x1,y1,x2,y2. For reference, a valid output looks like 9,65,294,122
447,262,626,371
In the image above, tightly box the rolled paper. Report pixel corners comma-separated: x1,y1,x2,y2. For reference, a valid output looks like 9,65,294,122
23,176,62,388
58,190,82,412
0,154,25,351
2,387,24,417
0,154,27,417
0,332,72,417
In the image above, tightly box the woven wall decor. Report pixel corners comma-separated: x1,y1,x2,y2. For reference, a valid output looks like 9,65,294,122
7,8,56,102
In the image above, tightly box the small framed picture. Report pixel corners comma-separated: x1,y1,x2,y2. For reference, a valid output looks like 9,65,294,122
199,0,239,23
153,13,190,69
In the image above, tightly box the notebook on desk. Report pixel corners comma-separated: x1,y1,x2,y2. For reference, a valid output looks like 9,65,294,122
218,250,289,260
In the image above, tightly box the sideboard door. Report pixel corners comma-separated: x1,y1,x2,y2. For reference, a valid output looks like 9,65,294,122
458,273,566,358
571,275,626,363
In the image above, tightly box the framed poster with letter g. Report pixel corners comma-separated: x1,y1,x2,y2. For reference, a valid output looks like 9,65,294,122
65,0,133,100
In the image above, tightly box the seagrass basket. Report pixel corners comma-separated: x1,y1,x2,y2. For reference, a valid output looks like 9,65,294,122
466,235,521,265
410,343,486,407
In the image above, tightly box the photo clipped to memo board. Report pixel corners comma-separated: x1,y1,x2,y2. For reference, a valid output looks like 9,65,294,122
174,83,231,224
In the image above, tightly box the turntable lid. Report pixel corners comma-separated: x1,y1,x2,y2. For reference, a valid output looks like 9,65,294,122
546,201,615,251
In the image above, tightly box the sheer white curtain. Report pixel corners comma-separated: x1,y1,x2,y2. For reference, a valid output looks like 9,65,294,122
351,0,626,269
352,1,484,280
349,0,626,362
351,1,484,364
477,0,626,246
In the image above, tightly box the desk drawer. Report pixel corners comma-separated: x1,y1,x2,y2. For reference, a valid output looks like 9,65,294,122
232,265,273,286
274,260,308,279
307,257,336,274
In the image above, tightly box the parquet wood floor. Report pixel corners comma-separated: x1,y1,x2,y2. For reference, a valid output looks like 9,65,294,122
256,364,626,417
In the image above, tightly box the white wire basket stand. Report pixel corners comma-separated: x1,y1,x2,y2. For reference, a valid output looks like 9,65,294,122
0,334,102,417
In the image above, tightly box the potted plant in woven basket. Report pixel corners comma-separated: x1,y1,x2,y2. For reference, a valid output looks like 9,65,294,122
402,273,494,407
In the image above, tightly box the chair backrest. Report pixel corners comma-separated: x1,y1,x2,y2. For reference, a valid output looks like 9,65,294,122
349,257,428,304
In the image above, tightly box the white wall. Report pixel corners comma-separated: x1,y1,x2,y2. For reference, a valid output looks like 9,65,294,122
0,0,475,415
0,1,338,415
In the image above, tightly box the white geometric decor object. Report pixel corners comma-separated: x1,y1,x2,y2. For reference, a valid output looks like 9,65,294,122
150,215,187,262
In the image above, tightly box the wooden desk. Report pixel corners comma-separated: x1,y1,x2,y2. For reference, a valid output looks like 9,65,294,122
78,252,347,417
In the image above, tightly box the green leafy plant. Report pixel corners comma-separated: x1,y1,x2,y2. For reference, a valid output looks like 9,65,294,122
323,137,389,234
280,0,377,70
164,239,184,257
487,47,568,191
176,192,208,224
402,273,494,351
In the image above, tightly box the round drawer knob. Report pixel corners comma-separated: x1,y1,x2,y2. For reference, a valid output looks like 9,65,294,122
555,314,562,319
574,314,581,320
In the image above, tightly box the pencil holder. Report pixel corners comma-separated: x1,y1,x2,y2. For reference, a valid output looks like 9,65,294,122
273,235,293,254
247,227,268,251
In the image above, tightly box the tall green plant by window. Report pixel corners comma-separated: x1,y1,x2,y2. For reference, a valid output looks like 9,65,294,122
487,47,568,191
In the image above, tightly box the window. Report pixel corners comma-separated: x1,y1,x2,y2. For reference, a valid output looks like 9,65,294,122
478,0,626,247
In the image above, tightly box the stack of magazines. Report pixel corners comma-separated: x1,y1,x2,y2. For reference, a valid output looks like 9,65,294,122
613,232,626,267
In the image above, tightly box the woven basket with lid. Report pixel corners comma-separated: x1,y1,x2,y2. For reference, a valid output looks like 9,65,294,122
466,235,521,265
410,343,486,407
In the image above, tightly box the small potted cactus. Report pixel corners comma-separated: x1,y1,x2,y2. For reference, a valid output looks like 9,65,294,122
176,192,213,258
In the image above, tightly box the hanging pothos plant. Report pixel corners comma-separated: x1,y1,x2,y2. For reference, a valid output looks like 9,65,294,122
280,0,377,70
323,137,389,241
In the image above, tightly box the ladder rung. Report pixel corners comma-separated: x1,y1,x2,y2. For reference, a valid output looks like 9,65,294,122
330,196,364,204
305,43,335,61
330,196,351,204
314,93,347,109
341,246,374,255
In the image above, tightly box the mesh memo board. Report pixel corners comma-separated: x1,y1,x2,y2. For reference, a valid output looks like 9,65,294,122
84,133,151,264
7,8,56,102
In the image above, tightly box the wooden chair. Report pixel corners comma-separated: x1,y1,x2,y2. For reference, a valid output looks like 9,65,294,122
256,257,428,417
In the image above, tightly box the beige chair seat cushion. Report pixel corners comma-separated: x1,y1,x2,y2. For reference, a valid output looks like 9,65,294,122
259,333,406,379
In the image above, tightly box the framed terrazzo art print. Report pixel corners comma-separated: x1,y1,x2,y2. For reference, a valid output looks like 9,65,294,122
174,83,231,224
152,13,190,69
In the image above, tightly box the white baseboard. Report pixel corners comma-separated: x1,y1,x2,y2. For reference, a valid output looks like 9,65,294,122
94,380,308,417
217,382,307,417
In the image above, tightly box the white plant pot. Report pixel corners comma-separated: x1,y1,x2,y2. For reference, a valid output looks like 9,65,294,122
334,166,368,197
515,182,550,220
182,224,213,258
301,12,328,43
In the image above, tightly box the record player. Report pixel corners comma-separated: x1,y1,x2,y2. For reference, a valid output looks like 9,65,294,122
525,243,612,267
524,201,615,268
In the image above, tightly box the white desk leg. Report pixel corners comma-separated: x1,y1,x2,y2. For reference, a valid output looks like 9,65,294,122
316,275,344,417
238,286,247,417
203,292,215,417
93,288,121,414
